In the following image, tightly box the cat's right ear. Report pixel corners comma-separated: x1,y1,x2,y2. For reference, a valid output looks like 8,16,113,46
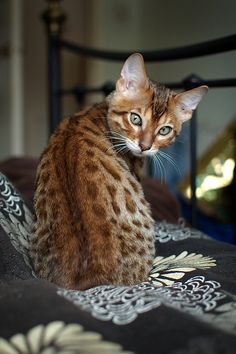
116,53,149,96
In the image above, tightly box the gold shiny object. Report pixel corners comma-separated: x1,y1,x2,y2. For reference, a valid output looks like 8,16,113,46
42,0,66,34
178,119,236,223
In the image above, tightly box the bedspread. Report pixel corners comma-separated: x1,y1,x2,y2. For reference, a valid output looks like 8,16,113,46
0,172,236,354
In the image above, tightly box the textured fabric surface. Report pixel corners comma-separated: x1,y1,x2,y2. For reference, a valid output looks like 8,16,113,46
0,169,236,354
0,226,32,282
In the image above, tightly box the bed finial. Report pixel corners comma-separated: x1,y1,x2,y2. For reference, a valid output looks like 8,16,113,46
42,0,66,134
42,0,66,34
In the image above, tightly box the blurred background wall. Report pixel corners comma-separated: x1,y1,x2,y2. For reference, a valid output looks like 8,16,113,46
0,0,236,160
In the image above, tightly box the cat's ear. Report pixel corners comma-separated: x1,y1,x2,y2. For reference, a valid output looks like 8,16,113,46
116,53,149,95
174,86,208,122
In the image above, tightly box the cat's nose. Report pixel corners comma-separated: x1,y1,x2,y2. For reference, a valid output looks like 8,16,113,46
139,143,151,151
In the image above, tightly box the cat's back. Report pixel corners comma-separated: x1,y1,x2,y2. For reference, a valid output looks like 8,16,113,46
32,101,155,290
35,102,110,193
40,102,108,161
36,100,140,211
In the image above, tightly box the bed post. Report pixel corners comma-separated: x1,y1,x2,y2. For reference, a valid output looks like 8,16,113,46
183,74,202,228
189,109,197,227
42,0,65,134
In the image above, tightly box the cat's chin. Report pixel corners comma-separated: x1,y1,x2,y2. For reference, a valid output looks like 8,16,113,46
131,150,158,158
131,151,144,158
141,150,158,157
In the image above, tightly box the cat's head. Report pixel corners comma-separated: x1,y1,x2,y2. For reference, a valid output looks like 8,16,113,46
107,53,208,157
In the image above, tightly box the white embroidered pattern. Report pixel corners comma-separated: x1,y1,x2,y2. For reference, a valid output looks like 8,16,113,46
0,175,22,216
58,276,227,326
0,321,134,354
155,221,209,243
0,174,34,269
1,173,236,334
149,251,216,286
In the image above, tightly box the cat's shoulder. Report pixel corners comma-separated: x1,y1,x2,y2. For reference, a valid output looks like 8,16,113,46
51,101,108,135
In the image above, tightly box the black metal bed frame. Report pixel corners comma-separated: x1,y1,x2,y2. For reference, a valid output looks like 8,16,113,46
42,0,236,227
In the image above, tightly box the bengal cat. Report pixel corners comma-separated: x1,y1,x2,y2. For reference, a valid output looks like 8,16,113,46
31,53,208,290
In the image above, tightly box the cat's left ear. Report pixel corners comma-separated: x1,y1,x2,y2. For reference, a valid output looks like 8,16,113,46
116,53,149,96
174,86,208,122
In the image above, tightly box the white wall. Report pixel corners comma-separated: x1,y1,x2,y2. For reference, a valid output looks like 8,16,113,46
0,0,10,159
23,0,86,157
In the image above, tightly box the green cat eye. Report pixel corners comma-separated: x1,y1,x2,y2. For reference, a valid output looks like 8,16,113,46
130,113,142,126
158,126,173,136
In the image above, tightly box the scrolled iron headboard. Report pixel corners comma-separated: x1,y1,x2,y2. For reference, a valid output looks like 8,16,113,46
42,0,236,227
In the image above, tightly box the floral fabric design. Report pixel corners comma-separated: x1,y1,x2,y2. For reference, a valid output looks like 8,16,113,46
1,171,236,354
149,251,216,286
154,220,210,243
0,174,23,217
57,275,236,332
0,321,133,354
0,173,34,269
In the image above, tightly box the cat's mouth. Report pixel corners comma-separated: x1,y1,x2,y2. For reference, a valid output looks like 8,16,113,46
126,139,157,157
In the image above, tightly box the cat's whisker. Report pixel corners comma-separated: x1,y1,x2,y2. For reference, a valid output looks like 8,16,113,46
111,142,127,149
150,156,158,178
105,131,126,142
106,145,116,153
111,144,127,153
112,138,130,153
108,131,127,141
116,145,129,154
157,154,167,181
158,150,181,176
153,155,164,182
98,136,121,144
99,132,126,146
164,150,181,159
106,141,128,154
152,155,166,182
159,151,181,175
159,150,180,165
110,137,126,142
97,136,110,144
163,150,183,170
